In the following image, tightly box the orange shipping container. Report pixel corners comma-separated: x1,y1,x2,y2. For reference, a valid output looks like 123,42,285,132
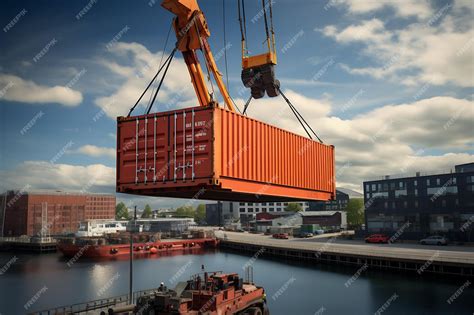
116,106,335,202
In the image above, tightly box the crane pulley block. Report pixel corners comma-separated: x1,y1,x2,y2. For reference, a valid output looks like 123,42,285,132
241,63,280,99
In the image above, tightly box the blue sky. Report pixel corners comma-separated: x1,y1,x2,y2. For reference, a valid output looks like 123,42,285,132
1,0,473,208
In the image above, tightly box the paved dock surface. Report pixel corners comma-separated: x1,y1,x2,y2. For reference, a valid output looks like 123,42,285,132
217,231,474,265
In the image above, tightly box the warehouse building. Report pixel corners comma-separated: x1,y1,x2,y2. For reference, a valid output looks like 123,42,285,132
363,162,474,241
205,201,309,225
0,190,115,236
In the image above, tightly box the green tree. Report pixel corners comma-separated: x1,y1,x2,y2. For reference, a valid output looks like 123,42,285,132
346,198,365,228
175,205,195,218
285,202,303,212
195,204,206,223
141,204,152,218
116,202,130,220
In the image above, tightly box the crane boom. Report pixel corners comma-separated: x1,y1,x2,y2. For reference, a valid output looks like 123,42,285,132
161,0,236,112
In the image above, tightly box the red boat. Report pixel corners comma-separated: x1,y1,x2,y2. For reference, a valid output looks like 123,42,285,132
117,271,270,315
58,236,219,259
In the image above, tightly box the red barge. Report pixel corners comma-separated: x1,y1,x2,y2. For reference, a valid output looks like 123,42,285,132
57,234,219,259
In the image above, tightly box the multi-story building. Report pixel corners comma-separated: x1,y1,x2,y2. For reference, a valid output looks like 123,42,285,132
236,201,309,214
308,190,349,211
205,201,309,225
363,162,474,241
0,190,116,236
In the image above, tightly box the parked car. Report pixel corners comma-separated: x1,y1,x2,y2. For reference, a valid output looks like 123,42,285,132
314,229,325,235
273,233,289,239
420,235,448,246
300,232,314,238
365,234,390,244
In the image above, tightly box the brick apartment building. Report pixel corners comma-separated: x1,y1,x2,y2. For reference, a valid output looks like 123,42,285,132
0,190,116,236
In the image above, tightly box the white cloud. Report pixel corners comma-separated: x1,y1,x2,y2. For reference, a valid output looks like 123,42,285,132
320,1,474,87
70,145,116,159
0,161,115,192
334,0,433,19
0,73,83,106
94,42,197,119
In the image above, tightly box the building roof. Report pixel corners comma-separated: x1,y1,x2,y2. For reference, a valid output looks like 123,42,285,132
364,162,474,183
299,211,344,216
4,189,115,197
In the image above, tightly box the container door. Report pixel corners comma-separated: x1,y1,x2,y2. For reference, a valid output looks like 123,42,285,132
170,108,214,183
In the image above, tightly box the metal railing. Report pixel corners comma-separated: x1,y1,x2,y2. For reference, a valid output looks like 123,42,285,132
29,288,160,315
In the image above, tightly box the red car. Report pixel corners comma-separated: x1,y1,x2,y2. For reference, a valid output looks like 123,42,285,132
273,233,289,239
365,234,390,243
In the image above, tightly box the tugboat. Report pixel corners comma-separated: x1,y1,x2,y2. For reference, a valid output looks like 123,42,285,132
107,270,269,315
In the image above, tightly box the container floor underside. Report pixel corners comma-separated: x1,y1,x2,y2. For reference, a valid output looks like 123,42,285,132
117,180,333,202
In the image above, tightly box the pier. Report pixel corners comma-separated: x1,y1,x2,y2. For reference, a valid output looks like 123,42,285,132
219,232,474,277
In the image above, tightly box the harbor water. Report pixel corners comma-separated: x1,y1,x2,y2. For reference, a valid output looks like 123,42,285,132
0,250,472,314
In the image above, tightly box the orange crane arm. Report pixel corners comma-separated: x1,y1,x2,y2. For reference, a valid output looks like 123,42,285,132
161,0,236,112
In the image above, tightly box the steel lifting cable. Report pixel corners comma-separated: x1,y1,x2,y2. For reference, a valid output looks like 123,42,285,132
277,87,324,143
146,23,173,110
223,0,230,89
242,95,253,115
127,48,177,117
261,0,270,46
145,48,177,115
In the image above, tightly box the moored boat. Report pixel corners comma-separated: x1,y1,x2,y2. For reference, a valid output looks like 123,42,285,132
57,233,219,258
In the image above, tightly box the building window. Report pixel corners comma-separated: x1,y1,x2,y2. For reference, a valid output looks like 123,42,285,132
414,189,418,196
372,184,376,191
239,208,245,212
403,201,407,208
239,202,245,206
384,202,388,209
248,208,253,212
392,202,396,209
366,193,370,199
390,182,396,190
270,208,274,212
415,201,419,208
399,182,403,188
426,179,430,186
442,200,446,207
452,177,457,184
378,183,382,191
455,198,459,206
467,176,474,183
383,183,388,191
436,178,441,186
262,208,267,212
414,180,417,187
365,184,369,191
